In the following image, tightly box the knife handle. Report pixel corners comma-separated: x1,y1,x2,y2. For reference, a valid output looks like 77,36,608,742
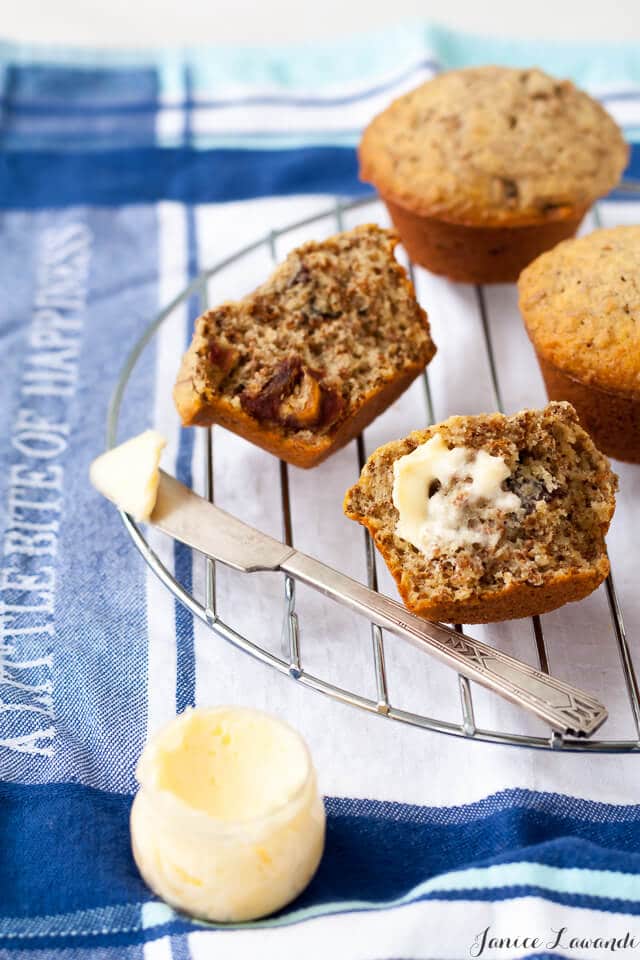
281,551,607,738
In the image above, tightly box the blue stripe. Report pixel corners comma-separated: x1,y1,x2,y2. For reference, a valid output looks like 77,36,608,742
173,200,197,715
524,955,566,960
325,791,640,824
173,67,197,715
4,783,640,949
0,147,372,208
170,932,192,960
0,146,638,209
0,129,364,154
2,124,640,153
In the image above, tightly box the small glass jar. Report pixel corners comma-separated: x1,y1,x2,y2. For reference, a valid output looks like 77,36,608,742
130,706,326,923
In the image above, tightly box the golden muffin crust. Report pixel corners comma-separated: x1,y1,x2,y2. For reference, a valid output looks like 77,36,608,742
360,66,628,227
519,226,640,396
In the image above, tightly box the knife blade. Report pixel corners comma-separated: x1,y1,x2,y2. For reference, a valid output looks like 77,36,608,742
150,470,608,738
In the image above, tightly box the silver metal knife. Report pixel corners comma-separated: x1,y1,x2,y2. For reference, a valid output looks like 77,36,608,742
151,470,608,738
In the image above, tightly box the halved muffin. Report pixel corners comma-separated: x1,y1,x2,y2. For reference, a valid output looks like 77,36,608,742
344,402,617,623
174,225,436,468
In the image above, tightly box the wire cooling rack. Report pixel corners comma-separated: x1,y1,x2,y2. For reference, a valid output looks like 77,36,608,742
108,191,640,753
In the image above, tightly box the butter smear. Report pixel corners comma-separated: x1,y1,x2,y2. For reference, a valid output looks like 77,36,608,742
392,434,521,554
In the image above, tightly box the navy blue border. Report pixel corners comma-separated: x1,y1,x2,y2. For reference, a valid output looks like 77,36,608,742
0,146,372,209
3,783,640,950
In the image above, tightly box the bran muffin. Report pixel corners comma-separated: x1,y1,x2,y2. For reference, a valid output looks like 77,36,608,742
174,225,436,468
344,403,617,624
519,226,640,463
360,66,628,284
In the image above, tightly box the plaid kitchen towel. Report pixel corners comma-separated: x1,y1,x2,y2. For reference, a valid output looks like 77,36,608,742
2,22,640,960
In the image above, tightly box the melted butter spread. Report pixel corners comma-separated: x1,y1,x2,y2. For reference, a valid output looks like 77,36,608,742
392,434,521,554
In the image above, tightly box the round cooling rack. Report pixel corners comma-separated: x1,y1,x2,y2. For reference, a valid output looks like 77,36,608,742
108,189,640,754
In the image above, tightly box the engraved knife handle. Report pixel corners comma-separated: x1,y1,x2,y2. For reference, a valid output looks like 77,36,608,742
282,551,607,737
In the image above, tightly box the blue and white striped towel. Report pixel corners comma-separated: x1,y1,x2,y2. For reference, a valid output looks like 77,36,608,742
2,23,640,960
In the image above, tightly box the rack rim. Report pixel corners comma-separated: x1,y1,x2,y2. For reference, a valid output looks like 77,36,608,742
107,189,640,755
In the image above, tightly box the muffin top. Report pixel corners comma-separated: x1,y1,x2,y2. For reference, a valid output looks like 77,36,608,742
360,66,628,226
519,226,640,395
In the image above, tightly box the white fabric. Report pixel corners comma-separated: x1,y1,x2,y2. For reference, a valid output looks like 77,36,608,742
181,898,640,960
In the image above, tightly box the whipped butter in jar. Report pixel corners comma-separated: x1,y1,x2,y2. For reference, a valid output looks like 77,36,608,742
130,706,326,923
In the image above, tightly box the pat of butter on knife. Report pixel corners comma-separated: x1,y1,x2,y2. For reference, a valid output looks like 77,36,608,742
90,430,167,521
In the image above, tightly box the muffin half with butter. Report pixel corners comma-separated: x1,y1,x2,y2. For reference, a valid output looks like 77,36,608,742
360,66,628,284
344,403,617,623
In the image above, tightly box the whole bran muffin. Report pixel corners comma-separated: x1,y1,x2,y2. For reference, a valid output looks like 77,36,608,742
174,225,436,468
519,226,640,463
360,66,628,284
344,403,617,624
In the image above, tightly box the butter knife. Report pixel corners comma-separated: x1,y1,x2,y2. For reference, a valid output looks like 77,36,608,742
150,470,608,738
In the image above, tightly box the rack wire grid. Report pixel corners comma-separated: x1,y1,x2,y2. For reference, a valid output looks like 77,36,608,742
108,188,640,754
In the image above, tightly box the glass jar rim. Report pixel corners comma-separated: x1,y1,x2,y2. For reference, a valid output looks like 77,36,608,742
135,705,318,835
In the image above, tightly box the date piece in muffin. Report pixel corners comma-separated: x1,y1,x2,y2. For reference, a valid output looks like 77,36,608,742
360,66,628,284
174,225,436,468
520,226,640,463
344,402,616,623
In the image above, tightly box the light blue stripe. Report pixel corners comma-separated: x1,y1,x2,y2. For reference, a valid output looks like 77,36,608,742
139,862,640,938
141,901,176,930
234,862,640,930
427,862,640,900
4,22,640,93
0,25,431,92
426,23,640,86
